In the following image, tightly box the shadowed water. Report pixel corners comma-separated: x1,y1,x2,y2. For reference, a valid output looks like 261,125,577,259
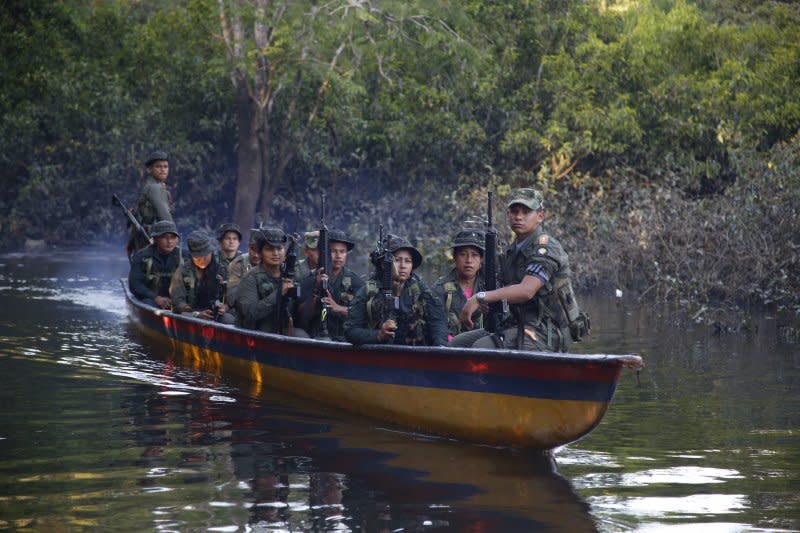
0,250,797,532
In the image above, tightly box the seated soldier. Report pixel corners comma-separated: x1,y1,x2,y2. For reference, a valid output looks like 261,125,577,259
219,229,262,325
344,234,448,346
235,227,308,337
433,229,487,342
298,229,365,341
215,222,243,275
170,229,226,320
129,220,182,309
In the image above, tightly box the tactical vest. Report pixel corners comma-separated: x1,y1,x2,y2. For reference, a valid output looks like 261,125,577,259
365,277,427,345
442,281,461,335
502,230,589,351
141,248,182,296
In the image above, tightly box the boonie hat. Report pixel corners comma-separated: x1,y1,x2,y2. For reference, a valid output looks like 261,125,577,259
327,229,355,251
256,227,288,248
145,150,169,167
187,230,215,257
384,234,423,270
452,229,485,255
302,230,319,250
216,222,242,241
150,220,179,238
507,188,545,211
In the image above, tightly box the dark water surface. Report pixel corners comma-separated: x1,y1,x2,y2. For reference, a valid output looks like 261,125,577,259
0,250,797,532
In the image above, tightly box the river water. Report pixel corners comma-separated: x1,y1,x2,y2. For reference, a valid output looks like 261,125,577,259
0,250,797,532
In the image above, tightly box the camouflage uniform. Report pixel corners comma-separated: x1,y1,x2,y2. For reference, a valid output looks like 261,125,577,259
130,151,173,252
300,266,365,341
343,235,448,346
128,222,183,307
235,265,283,332
170,230,223,315
471,188,588,352
345,273,448,346
432,268,486,338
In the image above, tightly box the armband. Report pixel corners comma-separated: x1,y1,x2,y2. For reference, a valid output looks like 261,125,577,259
525,262,550,283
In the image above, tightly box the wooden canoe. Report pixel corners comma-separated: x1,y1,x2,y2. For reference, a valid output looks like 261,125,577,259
122,280,642,450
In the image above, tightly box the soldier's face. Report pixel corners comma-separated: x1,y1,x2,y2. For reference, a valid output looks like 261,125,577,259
192,254,212,269
148,161,169,182
329,242,348,271
261,244,285,268
392,250,413,282
454,247,482,279
155,233,179,254
220,232,240,255
304,247,320,269
507,205,544,238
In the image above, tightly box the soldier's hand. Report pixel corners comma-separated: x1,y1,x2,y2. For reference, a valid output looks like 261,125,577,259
315,268,327,288
281,278,295,296
154,295,172,309
378,319,397,342
460,297,479,330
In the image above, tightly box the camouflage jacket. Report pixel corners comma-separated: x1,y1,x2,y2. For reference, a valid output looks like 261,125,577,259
128,245,183,304
432,268,487,338
344,273,448,346
298,267,365,341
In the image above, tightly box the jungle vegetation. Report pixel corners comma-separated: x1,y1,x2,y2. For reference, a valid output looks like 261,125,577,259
2,0,798,323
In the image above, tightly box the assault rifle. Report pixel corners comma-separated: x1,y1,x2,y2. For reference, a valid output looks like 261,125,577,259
317,193,331,339
277,234,299,336
213,274,227,321
378,226,398,328
484,191,505,343
112,193,151,259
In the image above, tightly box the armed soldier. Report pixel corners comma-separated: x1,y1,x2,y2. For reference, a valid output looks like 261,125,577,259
215,222,243,274
235,228,308,337
170,230,226,320
219,230,262,325
457,188,589,352
432,229,487,341
299,229,365,341
344,234,448,346
128,220,182,309
295,230,320,281
128,150,173,256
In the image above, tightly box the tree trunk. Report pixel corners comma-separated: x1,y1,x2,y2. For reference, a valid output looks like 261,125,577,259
232,81,262,244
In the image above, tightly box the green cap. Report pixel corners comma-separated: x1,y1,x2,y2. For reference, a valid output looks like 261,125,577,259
507,188,545,211
150,220,179,238
328,229,355,251
187,230,215,257
302,230,319,250
255,227,287,248
385,234,422,269
452,229,485,255
145,150,169,167
216,222,242,241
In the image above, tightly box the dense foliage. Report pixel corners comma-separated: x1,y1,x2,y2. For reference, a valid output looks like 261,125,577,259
2,0,798,322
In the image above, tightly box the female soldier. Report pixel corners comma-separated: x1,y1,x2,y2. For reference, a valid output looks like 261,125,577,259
432,229,487,341
344,235,447,346
236,227,308,337
170,229,225,320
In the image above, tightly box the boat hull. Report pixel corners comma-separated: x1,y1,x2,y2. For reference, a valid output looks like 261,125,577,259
124,281,641,449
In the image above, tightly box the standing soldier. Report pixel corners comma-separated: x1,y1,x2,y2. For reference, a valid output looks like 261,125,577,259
128,150,173,256
128,220,182,309
432,229,487,341
298,229,365,341
457,188,589,352
215,222,243,275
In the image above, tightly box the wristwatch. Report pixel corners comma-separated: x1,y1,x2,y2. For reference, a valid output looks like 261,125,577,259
476,291,487,304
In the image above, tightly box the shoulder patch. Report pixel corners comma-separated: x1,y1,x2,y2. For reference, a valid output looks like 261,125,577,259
537,247,548,255
538,234,549,245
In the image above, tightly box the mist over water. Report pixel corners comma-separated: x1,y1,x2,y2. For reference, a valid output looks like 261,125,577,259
0,249,798,532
